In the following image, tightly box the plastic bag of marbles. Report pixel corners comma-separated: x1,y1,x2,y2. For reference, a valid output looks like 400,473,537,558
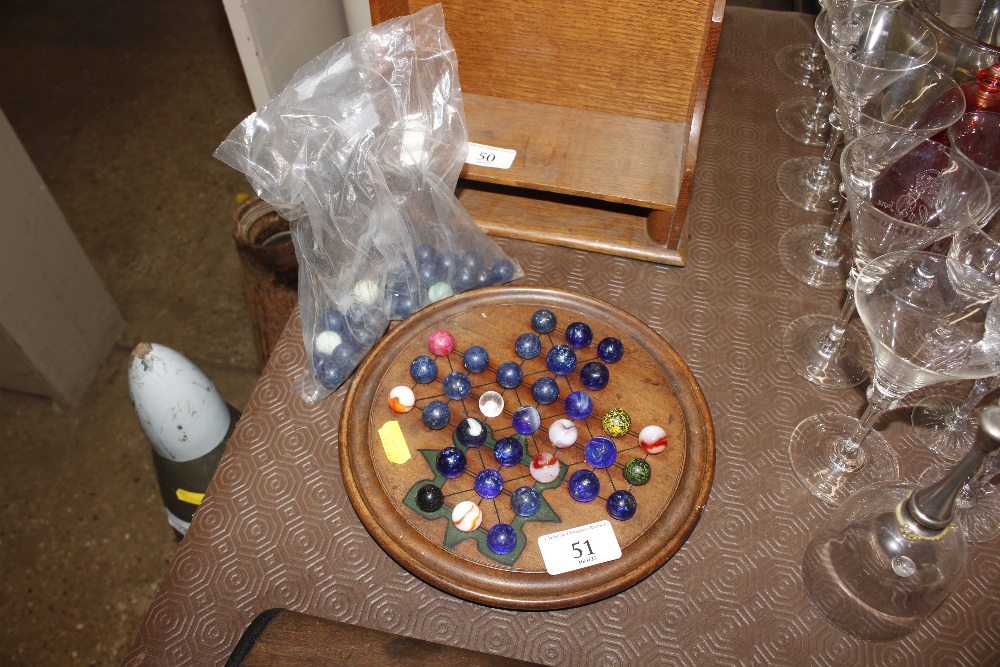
214,5,521,401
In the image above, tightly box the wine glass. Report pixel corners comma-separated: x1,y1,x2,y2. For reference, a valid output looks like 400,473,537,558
802,405,1000,641
779,64,965,290
783,131,992,390
789,250,1000,506
777,4,938,213
948,111,1000,220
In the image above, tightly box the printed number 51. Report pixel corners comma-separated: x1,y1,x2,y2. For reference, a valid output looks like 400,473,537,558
572,540,595,558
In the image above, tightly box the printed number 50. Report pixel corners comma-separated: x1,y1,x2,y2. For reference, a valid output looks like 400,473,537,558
479,152,496,163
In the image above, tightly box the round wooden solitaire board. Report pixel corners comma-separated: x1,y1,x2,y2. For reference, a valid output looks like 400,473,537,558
340,287,714,610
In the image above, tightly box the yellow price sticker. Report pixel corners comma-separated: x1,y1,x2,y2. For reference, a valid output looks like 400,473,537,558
378,420,411,464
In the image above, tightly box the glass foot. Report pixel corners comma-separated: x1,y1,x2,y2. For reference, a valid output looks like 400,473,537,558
776,156,838,213
778,224,849,290
782,314,872,389
910,395,975,462
789,413,898,506
776,96,831,147
774,42,827,88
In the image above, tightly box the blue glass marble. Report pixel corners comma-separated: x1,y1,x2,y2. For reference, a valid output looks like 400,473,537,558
475,268,494,288
493,436,523,467
455,417,488,447
387,291,416,319
514,333,541,360
414,243,437,265
319,308,346,333
410,355,438,384
460,251,484,272
606,490,637,521
512,406,541,435
415,483,443,512
442,371,472,400
346,303,385,348
510,486,542,517
531,377,560,405
496,361,524,389
565,322,593,349
597,337,625,363
545,344,577,376
584,436,617,468
492,258,516,282
435,251,458,278
487,523,518,555
452,266,477,292
579,361,610,391
422,400,451,430
436,446,466,479
531,309,557,334
417,261,440,288
564,391,594,420
463,346,490,373
568,469,600,502
314,357,347,389
474,469,505,499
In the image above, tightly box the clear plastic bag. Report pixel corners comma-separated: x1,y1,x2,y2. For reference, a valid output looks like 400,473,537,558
215,5,521,401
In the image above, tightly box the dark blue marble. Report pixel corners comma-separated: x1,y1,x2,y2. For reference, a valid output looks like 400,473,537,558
597,337,625,363
314,357,347,389
410,355,438,384
487,523,518,555
531,376,560,405
319,308,346,333
545,344,577,376
414,243,437,265
421,400,451,430
493,436,524,467
496,361,524,389
510,486,542,517
417,261,440,288
514,333,541,360
531,309,557,334
462,346,490,374
492,258,516,282
345,303,386,348
460,251,484,272
454,417,488,447
442,371,472,400
584,436,617,468
512,406,541,435
435,251,459,278
435,446,466,479
606,490,637,521
579,361,610,391
415,483,443,512
474,469,504,499
565,322,593,349
331,342,358,367
568,469,600,502
564,391,594,420
475,268,494,288
387,291,416,319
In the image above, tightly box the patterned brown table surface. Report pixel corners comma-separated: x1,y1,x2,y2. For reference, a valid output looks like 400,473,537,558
125,7,1000,666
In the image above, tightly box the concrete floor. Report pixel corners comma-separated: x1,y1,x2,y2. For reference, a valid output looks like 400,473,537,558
0,1,799,665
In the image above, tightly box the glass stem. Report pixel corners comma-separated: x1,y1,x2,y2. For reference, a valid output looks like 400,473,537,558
957,452,1000,504
947,377,1000,428
836,380,900,464
814,187,848,262
808,118,844,189
817,286,857,359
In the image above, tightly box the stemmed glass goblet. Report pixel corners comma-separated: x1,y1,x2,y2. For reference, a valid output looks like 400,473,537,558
783,132,992,390
779,64,964,290
789,250,1000,506
948,111,1000,220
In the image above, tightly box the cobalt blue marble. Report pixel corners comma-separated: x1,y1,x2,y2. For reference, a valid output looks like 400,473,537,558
417,261,440,288
435,251,458,277
487,523,518,555
492,258,516,282
387,291,416,319
496,361,524,389
531,377,560,405
455,417,488,447
512,406,541,435
579,361,610,391
564,391,594,420
452,266,477,292
597,337,625,363
414,243,437,265
314,357,347,389
531,309,557,334
607,490,637,521
474,469,504,499
475,268,494,288
514,333,541,359
460,251,484,272
442,371,472,400
410,355,438,384
565,322,593,349
510,486,542,517
345,303,385,348
545,344,577,376
421,400,451,430
493,436,524,467
568,469,600,502
584,436,617,468
462,346,490,373
319,308,346,333
436,446,466,479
